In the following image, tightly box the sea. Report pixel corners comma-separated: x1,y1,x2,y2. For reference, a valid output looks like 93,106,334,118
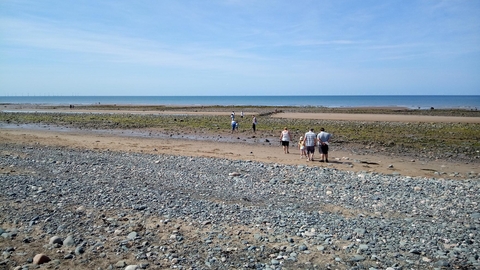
1,95,479,110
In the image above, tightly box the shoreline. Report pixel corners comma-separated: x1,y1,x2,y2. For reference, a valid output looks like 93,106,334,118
1,124,478,180
1,104,479,180
1,94,480,110
2,102,480,111
2,104,480,123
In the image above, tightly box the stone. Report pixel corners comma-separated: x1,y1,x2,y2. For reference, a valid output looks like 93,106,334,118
298,244,308,251
33,253,51,265
49,236,63,245
127,232,138,240
115,260,127,268
350,255,365,262
63,235,75,246
75,245,85,255
271,259,280,265
470,213,480,219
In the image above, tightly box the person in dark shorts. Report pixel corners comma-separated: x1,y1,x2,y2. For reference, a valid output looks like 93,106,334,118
317,127,332,162
279,127,291,154
303,128,317,161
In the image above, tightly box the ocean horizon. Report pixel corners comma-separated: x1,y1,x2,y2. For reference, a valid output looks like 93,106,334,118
1,95,479,110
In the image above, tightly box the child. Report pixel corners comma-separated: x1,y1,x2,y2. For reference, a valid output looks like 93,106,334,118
298,136,306,158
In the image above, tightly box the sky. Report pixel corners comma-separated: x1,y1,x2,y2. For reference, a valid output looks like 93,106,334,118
1,0,479,96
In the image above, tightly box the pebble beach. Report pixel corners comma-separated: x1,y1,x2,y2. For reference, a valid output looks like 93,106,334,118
1,105,480,269
1,142,479,269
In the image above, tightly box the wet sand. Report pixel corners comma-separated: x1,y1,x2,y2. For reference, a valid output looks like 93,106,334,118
1,104,479,180
1,125,477,180
3,104,480,123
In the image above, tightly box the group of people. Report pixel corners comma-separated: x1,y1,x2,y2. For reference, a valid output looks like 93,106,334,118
230,111,257,133
280,127,332,162
228,112,329,161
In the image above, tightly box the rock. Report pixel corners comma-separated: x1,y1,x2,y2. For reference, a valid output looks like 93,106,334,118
1,233,12,239
63,235,75,246
64,254,74,259
115,260,127,268
271,259,280,265
49,236,63,245
298,244,308,251
125,265,138,270
409,249,421,255
471,213,480,219
75,245,85,255
33,253,51,265
349,255,365,262
127,232,138,240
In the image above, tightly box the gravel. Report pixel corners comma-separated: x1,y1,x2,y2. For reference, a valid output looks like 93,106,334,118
0,144,479,269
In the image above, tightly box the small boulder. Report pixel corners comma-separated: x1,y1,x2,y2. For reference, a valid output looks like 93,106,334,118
33,253,51,265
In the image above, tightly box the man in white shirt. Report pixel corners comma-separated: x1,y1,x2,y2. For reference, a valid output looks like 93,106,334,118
303,128,317,161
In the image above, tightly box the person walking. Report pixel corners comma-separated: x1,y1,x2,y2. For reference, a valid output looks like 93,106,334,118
279,127,291,154
317,127,332,162
303,128,317,161
252,115,257,133
298,136,306,158
231,120,237,133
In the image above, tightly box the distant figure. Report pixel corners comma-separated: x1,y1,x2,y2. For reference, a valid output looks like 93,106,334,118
235,121,239,131
241,111,244,118
231,120,237,133
252,115,257,133
231,111,235,120
303,128,317,161
298,136,306,158
317,127,332,163
279,127,291,154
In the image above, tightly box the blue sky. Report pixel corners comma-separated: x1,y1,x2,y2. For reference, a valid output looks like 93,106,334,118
1,0,479,96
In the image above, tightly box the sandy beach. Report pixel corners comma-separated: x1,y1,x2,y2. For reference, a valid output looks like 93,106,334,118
1,105,480,269
1,105,479,179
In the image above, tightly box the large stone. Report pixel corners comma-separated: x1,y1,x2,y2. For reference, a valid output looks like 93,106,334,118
49,236,63,245
127,232,138,240
75,245,85,255
63,235,75,246
115,260,127,268
33,253,51,265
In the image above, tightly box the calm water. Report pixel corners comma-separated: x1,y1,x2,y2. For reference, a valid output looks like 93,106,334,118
1,95,479,109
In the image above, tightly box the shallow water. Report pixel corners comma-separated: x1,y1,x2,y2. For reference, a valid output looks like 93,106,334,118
0,123,274,145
